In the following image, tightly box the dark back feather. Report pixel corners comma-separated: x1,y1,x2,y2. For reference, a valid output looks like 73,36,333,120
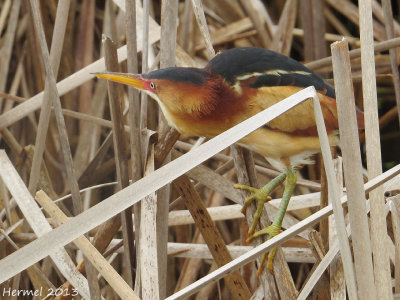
207,47,335,98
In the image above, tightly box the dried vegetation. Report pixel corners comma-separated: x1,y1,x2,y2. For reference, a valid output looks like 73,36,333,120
0,0,400,299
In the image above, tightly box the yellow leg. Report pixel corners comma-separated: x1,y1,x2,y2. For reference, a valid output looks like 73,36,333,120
234,173,286,236
252,169,297,273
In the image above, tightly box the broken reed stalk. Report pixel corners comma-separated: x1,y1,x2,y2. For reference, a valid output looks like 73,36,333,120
331,39,376,300
359,0,392,298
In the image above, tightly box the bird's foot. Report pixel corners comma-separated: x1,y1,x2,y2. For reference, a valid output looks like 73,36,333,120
248,224,282,275
256,170,296,274
234,173,286,236
234,184,272,236
235,170,295,275
246,223,282,243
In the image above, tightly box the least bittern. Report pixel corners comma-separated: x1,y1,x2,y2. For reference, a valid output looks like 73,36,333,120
94,47,363,273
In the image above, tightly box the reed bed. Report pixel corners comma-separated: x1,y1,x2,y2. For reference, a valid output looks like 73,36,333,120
0,0,399,299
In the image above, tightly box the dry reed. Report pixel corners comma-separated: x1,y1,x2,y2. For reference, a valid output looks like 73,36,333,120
0,1,399,299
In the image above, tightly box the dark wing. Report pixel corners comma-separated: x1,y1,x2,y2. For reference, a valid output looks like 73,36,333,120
207,47,335,98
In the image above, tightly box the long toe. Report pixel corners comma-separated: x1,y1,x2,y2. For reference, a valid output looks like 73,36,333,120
246,223,282,244
250,223,282,240
236,172,287,237
235,184,273,236
267,248,277,274
257,248,277,275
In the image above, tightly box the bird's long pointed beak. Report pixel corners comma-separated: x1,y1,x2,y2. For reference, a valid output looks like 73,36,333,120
92,72,147,90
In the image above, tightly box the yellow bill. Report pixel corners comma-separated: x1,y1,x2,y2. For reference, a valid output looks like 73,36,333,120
93,72,147,90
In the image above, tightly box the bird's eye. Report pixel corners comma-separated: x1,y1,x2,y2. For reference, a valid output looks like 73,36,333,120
150,82,156,89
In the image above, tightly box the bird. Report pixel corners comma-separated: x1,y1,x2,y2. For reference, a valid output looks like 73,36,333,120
94,47,363,273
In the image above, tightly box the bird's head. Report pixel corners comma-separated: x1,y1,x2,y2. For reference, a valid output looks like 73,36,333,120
94,67,220,121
